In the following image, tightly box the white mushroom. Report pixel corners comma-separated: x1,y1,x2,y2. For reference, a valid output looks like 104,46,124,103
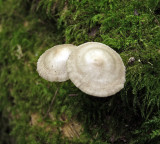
67,42,125,97
37,44,77,82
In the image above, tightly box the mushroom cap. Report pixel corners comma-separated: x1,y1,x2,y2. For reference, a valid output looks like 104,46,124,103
67,42,125,97
37,44,77,82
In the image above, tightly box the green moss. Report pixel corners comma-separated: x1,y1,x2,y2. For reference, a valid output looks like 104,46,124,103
0,0,160,143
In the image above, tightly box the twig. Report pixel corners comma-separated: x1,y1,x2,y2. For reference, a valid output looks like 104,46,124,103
148,61,153,66
44,88,59,119
148,8,160,26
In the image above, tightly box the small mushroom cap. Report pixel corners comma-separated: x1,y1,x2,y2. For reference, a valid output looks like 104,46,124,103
67,42,126,97
37,44,77,82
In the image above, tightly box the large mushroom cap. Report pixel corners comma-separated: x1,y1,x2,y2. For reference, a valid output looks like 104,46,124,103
67,42,125,97
37,44,77,82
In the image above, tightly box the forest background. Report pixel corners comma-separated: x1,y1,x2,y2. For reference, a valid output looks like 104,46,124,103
0,0,160,144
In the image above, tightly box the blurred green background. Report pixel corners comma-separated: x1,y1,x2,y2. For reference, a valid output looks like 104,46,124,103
0,0,160,143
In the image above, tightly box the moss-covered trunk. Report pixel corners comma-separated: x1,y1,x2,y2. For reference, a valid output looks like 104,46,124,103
0,0,160,143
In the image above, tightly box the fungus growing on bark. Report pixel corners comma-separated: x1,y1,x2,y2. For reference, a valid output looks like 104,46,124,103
37,44,77,82
67,42,125,97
